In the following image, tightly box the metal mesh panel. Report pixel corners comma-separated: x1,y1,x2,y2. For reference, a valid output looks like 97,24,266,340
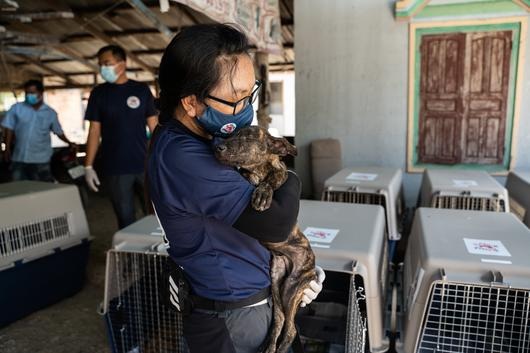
105,251,184,353
323,190,386,207
0,214,70,257
418,282,530,353
345,275,367,353
431,196,506,212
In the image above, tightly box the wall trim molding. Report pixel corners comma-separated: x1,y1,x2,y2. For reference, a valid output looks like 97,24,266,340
396,1,529,21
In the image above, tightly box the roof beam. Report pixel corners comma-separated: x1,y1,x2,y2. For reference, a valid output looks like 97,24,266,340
11,43,295,65
63,26,182,42
72,16,156,75
42,68,144,76
14,54,77,85
125,0,173,39
0,11,74,23
51,46,99,72
0,30,60,44
35,0,157,75
174,2,201,25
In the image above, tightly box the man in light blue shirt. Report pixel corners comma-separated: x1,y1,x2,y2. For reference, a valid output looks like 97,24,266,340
1,80,75,182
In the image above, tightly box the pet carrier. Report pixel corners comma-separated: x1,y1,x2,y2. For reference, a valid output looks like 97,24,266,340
0,181,91,327
297,200,390,353
397,207,530,353
103,215,185,353
506,171,530,227
418,169,509,212
322,167,404,241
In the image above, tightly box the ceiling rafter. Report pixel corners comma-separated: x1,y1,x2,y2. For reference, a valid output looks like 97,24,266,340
125,0,173,40
14,54,77,85
72,16,156,75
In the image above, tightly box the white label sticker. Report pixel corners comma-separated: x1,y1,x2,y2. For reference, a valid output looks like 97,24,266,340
464,238,511,257
303,227,339,244
346,172,378,182
453,179,478,187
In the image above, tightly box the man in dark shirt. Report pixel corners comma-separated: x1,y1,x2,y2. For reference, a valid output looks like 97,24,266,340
84,45,158,229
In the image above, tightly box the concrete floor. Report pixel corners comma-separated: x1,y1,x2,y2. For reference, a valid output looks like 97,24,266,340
0,191,119,353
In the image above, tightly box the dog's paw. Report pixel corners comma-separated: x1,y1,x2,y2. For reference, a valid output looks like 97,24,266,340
252,183,274,211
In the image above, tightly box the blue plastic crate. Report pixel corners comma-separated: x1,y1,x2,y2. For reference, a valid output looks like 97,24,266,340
0,239,90,327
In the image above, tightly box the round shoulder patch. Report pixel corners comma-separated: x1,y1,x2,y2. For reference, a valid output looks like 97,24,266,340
127,96,141,109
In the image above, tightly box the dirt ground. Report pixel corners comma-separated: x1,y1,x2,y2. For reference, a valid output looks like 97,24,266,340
0,192,122,353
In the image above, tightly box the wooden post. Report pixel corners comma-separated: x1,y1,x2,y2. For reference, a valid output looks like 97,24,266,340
255,51,271,129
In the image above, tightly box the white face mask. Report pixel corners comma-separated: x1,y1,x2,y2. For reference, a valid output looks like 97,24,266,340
100,64,119,83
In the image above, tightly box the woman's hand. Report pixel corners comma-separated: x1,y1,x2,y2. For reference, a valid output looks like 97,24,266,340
300,266,326,307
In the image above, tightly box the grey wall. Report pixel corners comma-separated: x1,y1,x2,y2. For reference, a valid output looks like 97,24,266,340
294,0,530,207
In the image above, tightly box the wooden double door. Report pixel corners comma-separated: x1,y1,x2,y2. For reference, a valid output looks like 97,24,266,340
418,31,512,165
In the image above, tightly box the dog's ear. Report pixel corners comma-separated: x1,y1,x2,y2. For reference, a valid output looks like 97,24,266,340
267,135,298,157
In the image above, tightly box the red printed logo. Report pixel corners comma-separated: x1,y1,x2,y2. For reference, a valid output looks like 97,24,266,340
311,231,328,239
221,123,237,134
475,242,499,253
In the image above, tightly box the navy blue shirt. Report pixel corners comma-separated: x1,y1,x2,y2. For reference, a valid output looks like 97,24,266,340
148,120,271,301
84,80,157,175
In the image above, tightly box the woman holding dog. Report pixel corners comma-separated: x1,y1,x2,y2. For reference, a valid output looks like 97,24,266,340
147,24,325,353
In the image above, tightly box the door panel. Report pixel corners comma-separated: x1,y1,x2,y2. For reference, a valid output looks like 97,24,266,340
418,30,512,165
462,31,511,164
419,33,465,164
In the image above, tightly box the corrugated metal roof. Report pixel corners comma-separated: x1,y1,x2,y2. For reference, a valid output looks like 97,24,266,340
0,0,294,90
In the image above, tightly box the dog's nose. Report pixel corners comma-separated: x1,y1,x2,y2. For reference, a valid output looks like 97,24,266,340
216,144,227,153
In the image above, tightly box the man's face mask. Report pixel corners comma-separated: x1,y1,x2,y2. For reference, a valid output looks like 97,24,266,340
197,103,254,137
100,64,119,83
25,93,40,106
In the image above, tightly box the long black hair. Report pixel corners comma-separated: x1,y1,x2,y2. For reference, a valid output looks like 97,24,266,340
157,23,251,124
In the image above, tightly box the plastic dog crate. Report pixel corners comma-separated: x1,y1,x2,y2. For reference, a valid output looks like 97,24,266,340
322,167,404,241
298,200,389,353
418,169,509,212
398,208,530,353
103,215,185,353
0,181,91,327
506,171,530,227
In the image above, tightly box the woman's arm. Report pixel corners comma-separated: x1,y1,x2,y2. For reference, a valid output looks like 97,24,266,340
233,171,301,243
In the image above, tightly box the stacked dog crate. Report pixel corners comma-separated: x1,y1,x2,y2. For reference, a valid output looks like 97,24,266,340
321,167,404,260
418,169,509,212
506,171,530,227
0,181,91,327
397,208,530,353
103,215,184,353
297,200,390,353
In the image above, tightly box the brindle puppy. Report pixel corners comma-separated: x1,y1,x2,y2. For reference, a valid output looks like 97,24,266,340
215,126,316,353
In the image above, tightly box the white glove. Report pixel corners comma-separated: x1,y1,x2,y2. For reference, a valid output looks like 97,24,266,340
300,265,326,307
85,166,100,192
